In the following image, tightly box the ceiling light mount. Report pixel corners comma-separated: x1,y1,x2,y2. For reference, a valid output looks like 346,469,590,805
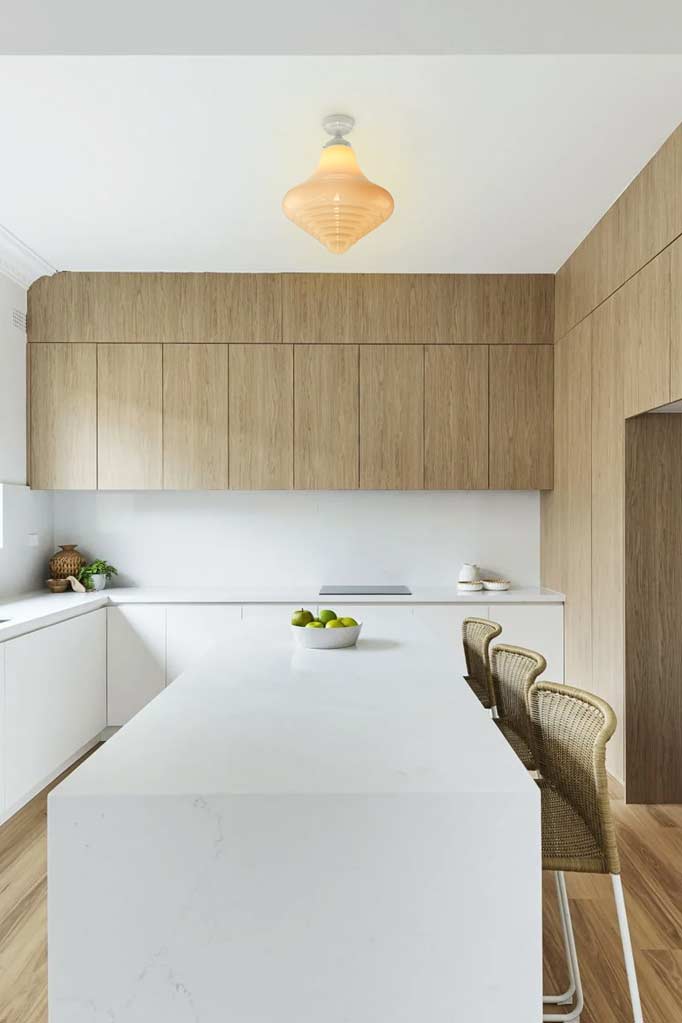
322,113,355,148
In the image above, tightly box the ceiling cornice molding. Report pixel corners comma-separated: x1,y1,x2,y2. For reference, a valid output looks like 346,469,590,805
0,224,56,289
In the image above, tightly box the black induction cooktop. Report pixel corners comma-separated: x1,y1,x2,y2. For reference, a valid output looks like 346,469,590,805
319,585,412,595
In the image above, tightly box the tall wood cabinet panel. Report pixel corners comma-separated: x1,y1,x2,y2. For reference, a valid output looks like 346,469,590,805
28,343,97,489
97,344,163,489
294,345,359,489
229,345,293,489
669,235,682,401
424,346,488,489
283,274,554,343
28,272,281,343
360,346,423,489
591,296,625,780
163,344,229,489
489,345,553,489
621,246,671,419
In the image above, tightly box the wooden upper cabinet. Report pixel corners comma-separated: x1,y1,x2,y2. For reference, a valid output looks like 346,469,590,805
229,345,293,489
29,343,97,489
424,346,488,489
294,345,359,489
360,346,423,489
489,345,553,490
282,274,554,344
98,344,162,489
621,246,671,418
163,345,229,489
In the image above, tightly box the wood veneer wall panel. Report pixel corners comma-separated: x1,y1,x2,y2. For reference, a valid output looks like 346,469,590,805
163,344,229,490
28,272,281,343
283,274,554,343
229,345,293,489
489,345,554,489
359,345,423,489
621,247,671,419
669,236,682,401
97,344,163,489
625,414,682,803
28,343,97,489
590,297,625,781
294,345,359,490
542,321,592,687
424,345,488,489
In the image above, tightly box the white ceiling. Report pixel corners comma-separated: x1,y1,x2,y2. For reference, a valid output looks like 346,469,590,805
1,55,682,274
5,1,682,54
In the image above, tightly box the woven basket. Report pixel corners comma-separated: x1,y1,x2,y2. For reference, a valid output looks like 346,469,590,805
49,544,86,579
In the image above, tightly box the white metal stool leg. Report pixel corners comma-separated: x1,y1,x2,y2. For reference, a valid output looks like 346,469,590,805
543,872,584,1022
544,872,577,1005
611,875,644,1023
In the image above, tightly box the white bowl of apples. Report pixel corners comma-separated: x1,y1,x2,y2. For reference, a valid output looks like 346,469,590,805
290,608,362,649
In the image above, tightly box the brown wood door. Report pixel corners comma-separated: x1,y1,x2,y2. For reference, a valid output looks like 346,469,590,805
97,344,162,489
359,345,423,489
294,345,359,489
163,344,229,489
424,346,488,489
489,345,553,489
29,343,97,489
621,246,670,418
229,345,293,489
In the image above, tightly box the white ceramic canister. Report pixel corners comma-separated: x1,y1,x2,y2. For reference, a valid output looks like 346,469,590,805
458,563,480,583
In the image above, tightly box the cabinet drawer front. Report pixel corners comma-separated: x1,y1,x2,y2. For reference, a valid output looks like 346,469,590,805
107,606,166,725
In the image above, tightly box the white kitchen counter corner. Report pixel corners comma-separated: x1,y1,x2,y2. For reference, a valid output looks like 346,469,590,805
48,625,541,1023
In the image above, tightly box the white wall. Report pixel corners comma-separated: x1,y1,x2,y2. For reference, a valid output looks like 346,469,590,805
0,273,27,484
0,484,53,599
52,490,540,588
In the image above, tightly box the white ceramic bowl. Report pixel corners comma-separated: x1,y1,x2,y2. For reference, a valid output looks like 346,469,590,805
291,622,363,649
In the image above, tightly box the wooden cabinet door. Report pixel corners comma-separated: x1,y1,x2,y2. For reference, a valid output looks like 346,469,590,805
424,346,488,489
489,345,553,489
98,344,162,489
229,344,293,489
359,345,423,489
621,246,670,418
163,344,229,489
29,343,97,489
294,345,359,489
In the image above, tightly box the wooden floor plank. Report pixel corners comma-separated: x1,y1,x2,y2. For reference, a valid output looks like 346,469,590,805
0,749,679,1023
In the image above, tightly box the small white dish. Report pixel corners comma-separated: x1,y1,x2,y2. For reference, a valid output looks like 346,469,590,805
457,581,484,592
291,622,363,649
481,579,511,591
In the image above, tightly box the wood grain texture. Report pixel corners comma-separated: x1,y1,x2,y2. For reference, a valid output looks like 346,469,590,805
28,272,281,343
3,752,682,1023
555,123,682,340
229,345,293,489
625,415,682,803
359,345,424,489
293,345,358,490
669,235,682,401
542,321,592,687
97,344,162,489
163,344,229,490
591,296,625,782
28,343,97,489
424,345,488,489
621,247,671,419
283,274,554,343
489,345,554,489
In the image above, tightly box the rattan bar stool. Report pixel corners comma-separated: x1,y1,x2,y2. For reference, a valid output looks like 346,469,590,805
529,682,644,1023
461,617,502,716
490,644,546,770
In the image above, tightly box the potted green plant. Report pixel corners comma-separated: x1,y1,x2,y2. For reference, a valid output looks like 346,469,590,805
77,559,118,591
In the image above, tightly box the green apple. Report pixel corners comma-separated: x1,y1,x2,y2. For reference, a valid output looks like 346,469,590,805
291,608,314,627
339,617,358,627
305,621,325,629
326,618,346,628
318,609,337,624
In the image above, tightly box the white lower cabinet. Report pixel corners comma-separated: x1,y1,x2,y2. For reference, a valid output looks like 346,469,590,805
107,606,166,725
3,609,106,816
488,604,564,681
241,603,318,622
166,604,242,683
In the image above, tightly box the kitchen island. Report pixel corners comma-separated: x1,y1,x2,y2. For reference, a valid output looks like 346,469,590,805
48,624,541,1022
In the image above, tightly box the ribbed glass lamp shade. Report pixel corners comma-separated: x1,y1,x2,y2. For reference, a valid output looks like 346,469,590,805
282,143,394,254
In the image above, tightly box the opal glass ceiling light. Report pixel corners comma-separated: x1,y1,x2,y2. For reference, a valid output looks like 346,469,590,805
282,114,394,254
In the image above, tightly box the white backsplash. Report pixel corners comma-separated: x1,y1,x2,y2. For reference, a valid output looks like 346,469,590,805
51,490,540,589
